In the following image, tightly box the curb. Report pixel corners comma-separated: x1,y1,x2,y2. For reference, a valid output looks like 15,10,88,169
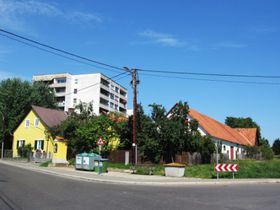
1,160,280,186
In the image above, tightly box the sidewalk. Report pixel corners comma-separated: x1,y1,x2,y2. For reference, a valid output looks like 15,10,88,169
1,160,280,186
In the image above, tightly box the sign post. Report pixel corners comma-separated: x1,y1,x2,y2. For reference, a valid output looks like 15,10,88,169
215,164,238,179
96,137,105,155
96,137,105,175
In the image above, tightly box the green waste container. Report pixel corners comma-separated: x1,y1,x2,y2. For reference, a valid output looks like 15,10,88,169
83,153,101,171
76,153,101,171
94,157,109,174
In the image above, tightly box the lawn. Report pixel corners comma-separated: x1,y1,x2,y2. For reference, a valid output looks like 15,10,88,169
186,159,280,179
108,158,280,179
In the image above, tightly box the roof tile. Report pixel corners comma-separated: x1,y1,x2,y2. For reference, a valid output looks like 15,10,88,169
32,105,67,128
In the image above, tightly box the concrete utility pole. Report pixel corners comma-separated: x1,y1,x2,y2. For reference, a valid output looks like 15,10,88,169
1,111,4,159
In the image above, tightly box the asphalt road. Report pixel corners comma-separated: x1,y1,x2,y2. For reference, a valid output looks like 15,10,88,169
0,163,280,210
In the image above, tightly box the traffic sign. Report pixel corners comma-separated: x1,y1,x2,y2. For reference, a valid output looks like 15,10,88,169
215,164,238,172
96,137,105,146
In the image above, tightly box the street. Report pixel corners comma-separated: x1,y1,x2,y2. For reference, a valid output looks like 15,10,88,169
0,163,280,210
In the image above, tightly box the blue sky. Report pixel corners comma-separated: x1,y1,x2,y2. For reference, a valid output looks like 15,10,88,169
0,0,279,144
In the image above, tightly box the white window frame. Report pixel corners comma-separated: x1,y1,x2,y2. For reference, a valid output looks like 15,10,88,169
35,140,44,150
17,139,25,148
25,119,30,128
34,118,40,128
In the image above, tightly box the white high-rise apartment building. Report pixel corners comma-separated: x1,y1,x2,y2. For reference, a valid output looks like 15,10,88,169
32,73,127,115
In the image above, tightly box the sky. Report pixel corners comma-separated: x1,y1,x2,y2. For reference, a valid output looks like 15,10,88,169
0,0,279,144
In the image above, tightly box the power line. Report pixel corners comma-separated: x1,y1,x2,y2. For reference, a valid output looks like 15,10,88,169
137,68,280,79
0,28,125,72
61,71,129,97
139,72,280,85
0,33,121,73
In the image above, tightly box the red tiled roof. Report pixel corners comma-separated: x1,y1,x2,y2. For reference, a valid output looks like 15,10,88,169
32,105,67,128
188,109,256,146
234,128,257,146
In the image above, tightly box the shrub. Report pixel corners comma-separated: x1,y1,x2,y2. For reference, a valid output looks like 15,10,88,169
245,145,274,160
199,136,215,163
17,144,33,158
39,160,51,167
260,146,274,160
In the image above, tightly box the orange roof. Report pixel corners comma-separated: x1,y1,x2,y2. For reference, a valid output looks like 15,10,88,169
188,109,256,146
234,128,257,146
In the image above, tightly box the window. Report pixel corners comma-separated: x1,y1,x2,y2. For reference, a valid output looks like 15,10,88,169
223,145,226,151
74,79,78,84
34,118,39,127
110,93,114,100
34,140,44,150
101,78,109,87
54,143,58,153
115,104,118,110
25,120,30,128
110,102,114,108
74,89,78,94
115,87,119,93
73,98,77,104
17,140,25,148
57,78,66,83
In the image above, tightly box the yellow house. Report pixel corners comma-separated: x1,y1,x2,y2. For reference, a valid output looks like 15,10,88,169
13,105,68,164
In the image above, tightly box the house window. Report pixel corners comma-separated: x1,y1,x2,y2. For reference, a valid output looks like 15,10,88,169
34,118,39,127
17,140,25,149
25,120,30,128
54,143,58,153
110,93,114,100
34,140,44,150
115,104,118,110
73,98,77,104
74,89,78,94
115,87,119,93
74,79,78,84
223,145,226,151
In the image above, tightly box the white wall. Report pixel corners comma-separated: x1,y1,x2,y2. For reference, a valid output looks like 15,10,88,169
69,73,101,114
188,115,245,160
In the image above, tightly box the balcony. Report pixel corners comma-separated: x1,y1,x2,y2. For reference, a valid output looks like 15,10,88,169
119,107,127,114
49,83,66,88
57,101,65,107
120,89,127,97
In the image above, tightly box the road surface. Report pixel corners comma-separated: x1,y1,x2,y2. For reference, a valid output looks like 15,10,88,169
0,163,279,210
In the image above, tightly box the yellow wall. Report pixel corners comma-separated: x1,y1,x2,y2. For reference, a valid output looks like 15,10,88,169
13,110,67,162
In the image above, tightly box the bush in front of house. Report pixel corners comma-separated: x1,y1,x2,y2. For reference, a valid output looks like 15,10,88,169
17,144,33,158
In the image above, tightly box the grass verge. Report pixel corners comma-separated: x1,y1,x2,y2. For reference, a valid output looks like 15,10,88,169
107,159,280,178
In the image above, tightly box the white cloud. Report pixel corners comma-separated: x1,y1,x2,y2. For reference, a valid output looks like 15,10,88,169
139,30,186,47
212,41,247,49
0,0,102,31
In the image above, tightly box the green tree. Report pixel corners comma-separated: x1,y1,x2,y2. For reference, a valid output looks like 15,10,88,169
58,102,122,158
272,138,280,155
198,136,216,163
144,101,200,163
0,78,56,149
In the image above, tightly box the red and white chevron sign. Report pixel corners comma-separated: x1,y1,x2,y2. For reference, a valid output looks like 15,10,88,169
215,164,238,172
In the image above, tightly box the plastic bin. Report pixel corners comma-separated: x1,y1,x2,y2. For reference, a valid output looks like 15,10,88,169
94,157,109,174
